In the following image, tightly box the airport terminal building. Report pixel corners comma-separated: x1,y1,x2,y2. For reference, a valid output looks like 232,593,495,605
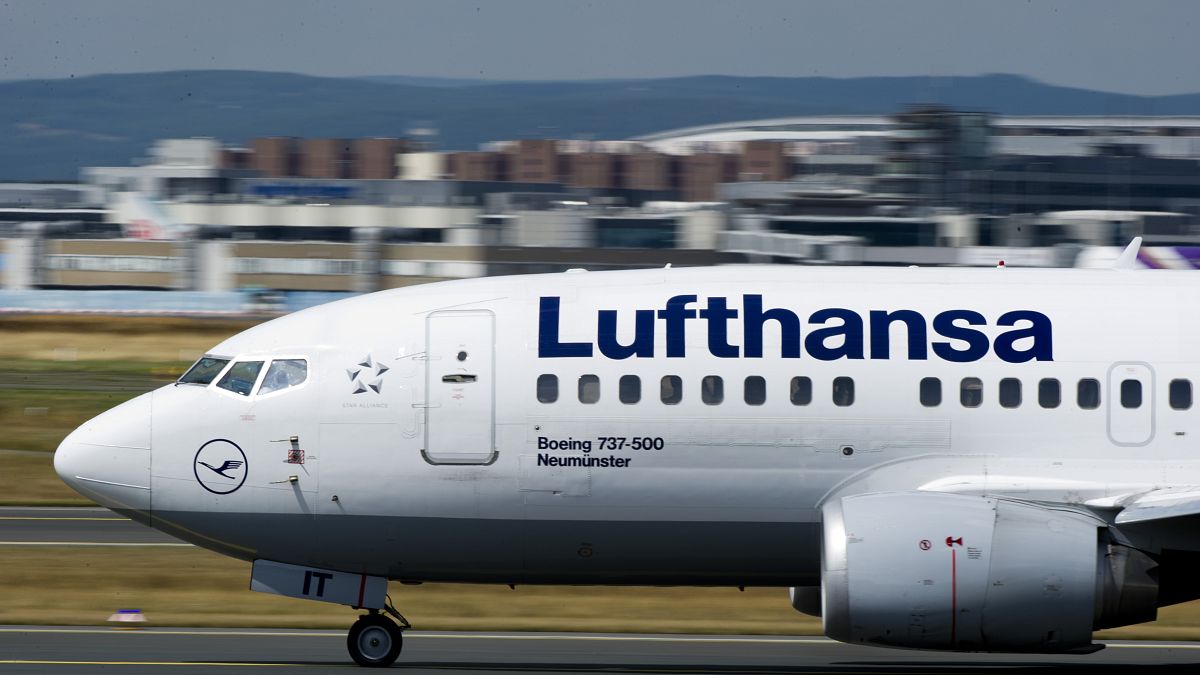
6,110,1200,302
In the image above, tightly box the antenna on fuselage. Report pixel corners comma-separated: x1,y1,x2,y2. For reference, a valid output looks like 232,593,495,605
1113,237,1143,270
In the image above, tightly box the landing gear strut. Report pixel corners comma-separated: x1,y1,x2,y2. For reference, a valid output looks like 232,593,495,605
347,599,410,667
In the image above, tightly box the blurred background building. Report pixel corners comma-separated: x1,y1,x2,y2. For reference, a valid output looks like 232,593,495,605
6,106,1200,313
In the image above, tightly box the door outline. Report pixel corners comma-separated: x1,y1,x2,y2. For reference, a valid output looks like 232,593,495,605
1107,361,1155,447
422,309,497,465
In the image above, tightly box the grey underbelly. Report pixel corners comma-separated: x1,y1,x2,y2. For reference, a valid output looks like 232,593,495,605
151,510,822,586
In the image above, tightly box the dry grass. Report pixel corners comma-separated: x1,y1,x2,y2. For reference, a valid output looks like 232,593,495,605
0,315,256,363
3,545,1200,639
0,390,144,454
0,546,817,634
0,316,258,504
0,451,90,505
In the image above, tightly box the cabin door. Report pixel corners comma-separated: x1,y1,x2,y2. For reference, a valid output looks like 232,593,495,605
1107,362,1155,446
423,310,496,464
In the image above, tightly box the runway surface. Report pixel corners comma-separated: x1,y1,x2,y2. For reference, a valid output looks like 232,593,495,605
2,627,1200,674
0,507,185,546
5,511,1200,672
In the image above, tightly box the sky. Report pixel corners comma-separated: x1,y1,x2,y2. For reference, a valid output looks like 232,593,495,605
2,0,1199,95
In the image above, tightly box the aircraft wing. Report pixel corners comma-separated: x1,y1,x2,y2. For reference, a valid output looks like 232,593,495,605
1111,487,1200,524
918,475,1200,525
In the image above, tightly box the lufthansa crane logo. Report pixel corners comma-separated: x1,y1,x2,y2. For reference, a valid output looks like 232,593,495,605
194,439,248,495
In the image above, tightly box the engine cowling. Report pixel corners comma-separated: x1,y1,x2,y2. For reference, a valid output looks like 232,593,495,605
816,491,1157,653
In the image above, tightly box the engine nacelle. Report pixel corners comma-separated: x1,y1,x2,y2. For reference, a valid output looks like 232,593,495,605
819,492,1156,653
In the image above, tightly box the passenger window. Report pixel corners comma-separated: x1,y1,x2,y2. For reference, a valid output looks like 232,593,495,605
744,376,766,406
999,378,1021,409
790,376,812,406
179,356,229,385
832,376,855,407
1170,379,1193,410
537,374,558,403
1121,379,1142,409
661,375,682,405
919,377,941,407
258,359,308,395
578,374,600,404
216,361,264,397
1038,378,1061,409
960,377,983,408
1077,378,1101,409
619,375,641,404
702,375,724,405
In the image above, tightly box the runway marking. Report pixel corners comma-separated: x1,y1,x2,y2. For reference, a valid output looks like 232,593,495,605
0,516,125,521
0,541,191,547
2,627,1199,650
0,661,309,667
417,633,839,645
0,628,343,637
0,628,834,644
1107,642,1200,650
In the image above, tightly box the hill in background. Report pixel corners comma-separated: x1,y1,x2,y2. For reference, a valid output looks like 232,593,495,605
4,70,1200,180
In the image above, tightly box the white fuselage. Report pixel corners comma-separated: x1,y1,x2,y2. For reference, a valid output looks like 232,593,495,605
54,265,1200,586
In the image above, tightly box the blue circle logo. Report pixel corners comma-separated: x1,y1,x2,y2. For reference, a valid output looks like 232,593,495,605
193,439,248,495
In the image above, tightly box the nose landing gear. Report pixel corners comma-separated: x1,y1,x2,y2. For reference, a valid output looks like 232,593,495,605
347,599,410,667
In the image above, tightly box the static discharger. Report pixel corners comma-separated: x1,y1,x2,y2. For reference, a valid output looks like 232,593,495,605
107,609,145,630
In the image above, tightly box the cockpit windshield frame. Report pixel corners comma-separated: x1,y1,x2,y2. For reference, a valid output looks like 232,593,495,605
184,353,313,399
178,355,233,386
256,357,311,398
215,360,267,397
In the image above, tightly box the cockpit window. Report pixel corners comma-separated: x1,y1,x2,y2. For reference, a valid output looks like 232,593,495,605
179,356,230,385
216,361,264,397
258,359,309,395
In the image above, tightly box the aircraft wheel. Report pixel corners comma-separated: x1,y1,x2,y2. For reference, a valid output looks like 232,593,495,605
347,613,403,667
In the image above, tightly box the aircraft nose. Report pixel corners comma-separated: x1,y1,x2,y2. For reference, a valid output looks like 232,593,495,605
55,391,152,519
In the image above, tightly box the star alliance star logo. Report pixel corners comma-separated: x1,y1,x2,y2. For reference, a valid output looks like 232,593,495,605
348,354,389,394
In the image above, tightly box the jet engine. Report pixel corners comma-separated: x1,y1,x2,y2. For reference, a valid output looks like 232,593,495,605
813,491,1157,653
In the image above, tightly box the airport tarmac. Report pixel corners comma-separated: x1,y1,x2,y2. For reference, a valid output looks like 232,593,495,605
0,507,185,546
5,509,1200,672
2,627,1200,674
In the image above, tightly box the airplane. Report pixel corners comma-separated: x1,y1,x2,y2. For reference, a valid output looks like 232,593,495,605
113,192,190,241
54,243,1200,666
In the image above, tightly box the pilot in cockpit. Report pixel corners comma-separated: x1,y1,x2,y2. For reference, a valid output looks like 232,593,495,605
259,359,308,395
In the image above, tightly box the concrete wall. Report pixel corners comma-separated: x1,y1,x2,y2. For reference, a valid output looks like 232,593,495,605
1,239,34,290
166,202,482,230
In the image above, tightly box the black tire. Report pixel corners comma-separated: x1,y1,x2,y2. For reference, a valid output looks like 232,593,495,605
347,614,403,667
